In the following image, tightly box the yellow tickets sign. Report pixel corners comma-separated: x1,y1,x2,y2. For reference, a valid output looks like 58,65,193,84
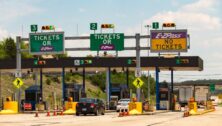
150,30,188,52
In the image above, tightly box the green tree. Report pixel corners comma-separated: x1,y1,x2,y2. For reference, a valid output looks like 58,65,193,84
0,43,6,59
88,73,106,91
3,37,16,59
21,42,33,58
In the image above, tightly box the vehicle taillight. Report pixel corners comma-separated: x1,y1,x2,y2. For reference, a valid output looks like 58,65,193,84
90,103,95,108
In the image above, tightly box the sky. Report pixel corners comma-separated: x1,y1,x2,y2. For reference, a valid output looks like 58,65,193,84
0,0,221,82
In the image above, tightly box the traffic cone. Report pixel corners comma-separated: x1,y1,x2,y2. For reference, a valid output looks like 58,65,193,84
124,109,129,116
46,107,50,117
53,108,57,116
118,109,123,117
60,107,64,116
35,108,39,117
183,106,189,117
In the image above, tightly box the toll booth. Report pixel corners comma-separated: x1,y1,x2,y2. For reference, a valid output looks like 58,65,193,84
24,85,44,110
159,82,169,110
111,84,129,99
109,84,129,110
64,83,83,102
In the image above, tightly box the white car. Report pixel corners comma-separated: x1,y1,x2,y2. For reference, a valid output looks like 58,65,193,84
116,99,130,112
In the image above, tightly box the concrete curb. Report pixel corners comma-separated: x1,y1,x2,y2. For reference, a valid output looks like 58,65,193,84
128,110,171,116
190,109,215,116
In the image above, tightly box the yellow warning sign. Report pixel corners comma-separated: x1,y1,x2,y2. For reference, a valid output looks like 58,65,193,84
133,77,144,88
13,78,24,89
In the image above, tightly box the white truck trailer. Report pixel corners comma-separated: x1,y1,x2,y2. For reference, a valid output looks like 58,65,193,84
179,86,193,106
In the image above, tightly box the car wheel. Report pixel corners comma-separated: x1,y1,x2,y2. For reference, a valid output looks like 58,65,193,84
101,109,105,115
95,109,99,116
76,112,79,116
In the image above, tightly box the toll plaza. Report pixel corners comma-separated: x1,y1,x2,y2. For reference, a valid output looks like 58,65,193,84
0,56,203,111
0,23,204,113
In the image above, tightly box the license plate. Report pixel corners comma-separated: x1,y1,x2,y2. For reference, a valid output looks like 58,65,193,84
82,108,87,111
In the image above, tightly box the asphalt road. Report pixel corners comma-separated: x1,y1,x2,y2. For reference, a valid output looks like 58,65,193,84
0,107,222,126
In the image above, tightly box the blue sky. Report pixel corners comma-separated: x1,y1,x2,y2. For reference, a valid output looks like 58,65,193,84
0,0,222,82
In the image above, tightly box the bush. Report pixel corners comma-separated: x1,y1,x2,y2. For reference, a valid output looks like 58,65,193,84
46,78,51,85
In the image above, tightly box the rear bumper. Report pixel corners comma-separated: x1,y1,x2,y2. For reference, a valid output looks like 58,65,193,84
76,108,96,114
116,106,128,111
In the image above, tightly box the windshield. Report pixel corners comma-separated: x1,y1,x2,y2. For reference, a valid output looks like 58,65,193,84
79,98,96,103
118,99,130,103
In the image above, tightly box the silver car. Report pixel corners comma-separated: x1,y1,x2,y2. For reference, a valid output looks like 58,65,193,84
116,99,130,112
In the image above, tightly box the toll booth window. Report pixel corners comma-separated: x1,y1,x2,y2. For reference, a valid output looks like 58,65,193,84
25,92,36,101
160,94,167,99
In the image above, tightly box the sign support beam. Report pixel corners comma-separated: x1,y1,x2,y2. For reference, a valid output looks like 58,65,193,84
136,33,141,102
40,68,43,102
16,36,22,112
170,68,174,111
156,67,160,110
62,67,65,104
106,67,111,109
82,67,86,97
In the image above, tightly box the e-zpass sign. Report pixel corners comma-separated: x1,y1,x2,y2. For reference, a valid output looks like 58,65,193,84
150,30,188,52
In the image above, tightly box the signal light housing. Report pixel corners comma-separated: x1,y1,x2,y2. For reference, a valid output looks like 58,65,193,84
101,24,115,29
41,25,55,30
162,23,176,27
85,60,92,64
34,59,46,65
128,59,136,65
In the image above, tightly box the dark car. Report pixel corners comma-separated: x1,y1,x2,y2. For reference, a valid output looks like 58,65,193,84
76,98,105,116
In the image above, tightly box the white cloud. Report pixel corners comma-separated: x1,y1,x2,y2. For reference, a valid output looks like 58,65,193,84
0,0,43,40
181,0,218,12
0,0,43,22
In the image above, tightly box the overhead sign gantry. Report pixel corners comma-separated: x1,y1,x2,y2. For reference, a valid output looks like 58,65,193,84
11,22,203,111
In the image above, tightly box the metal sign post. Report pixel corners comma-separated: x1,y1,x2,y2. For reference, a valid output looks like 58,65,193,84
16,36,22,112
135,34,141,102
106,67,110,109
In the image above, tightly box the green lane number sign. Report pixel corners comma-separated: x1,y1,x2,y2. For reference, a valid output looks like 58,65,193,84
90,23,97,30
31,25,38,32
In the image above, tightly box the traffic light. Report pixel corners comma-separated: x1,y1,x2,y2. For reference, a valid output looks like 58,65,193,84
162,23,176,27
34,59,46,65
127,59,136,65
38,60,46,65
84,60,92,64
101,24,115,28
41,25,55,30
176,59,181,65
